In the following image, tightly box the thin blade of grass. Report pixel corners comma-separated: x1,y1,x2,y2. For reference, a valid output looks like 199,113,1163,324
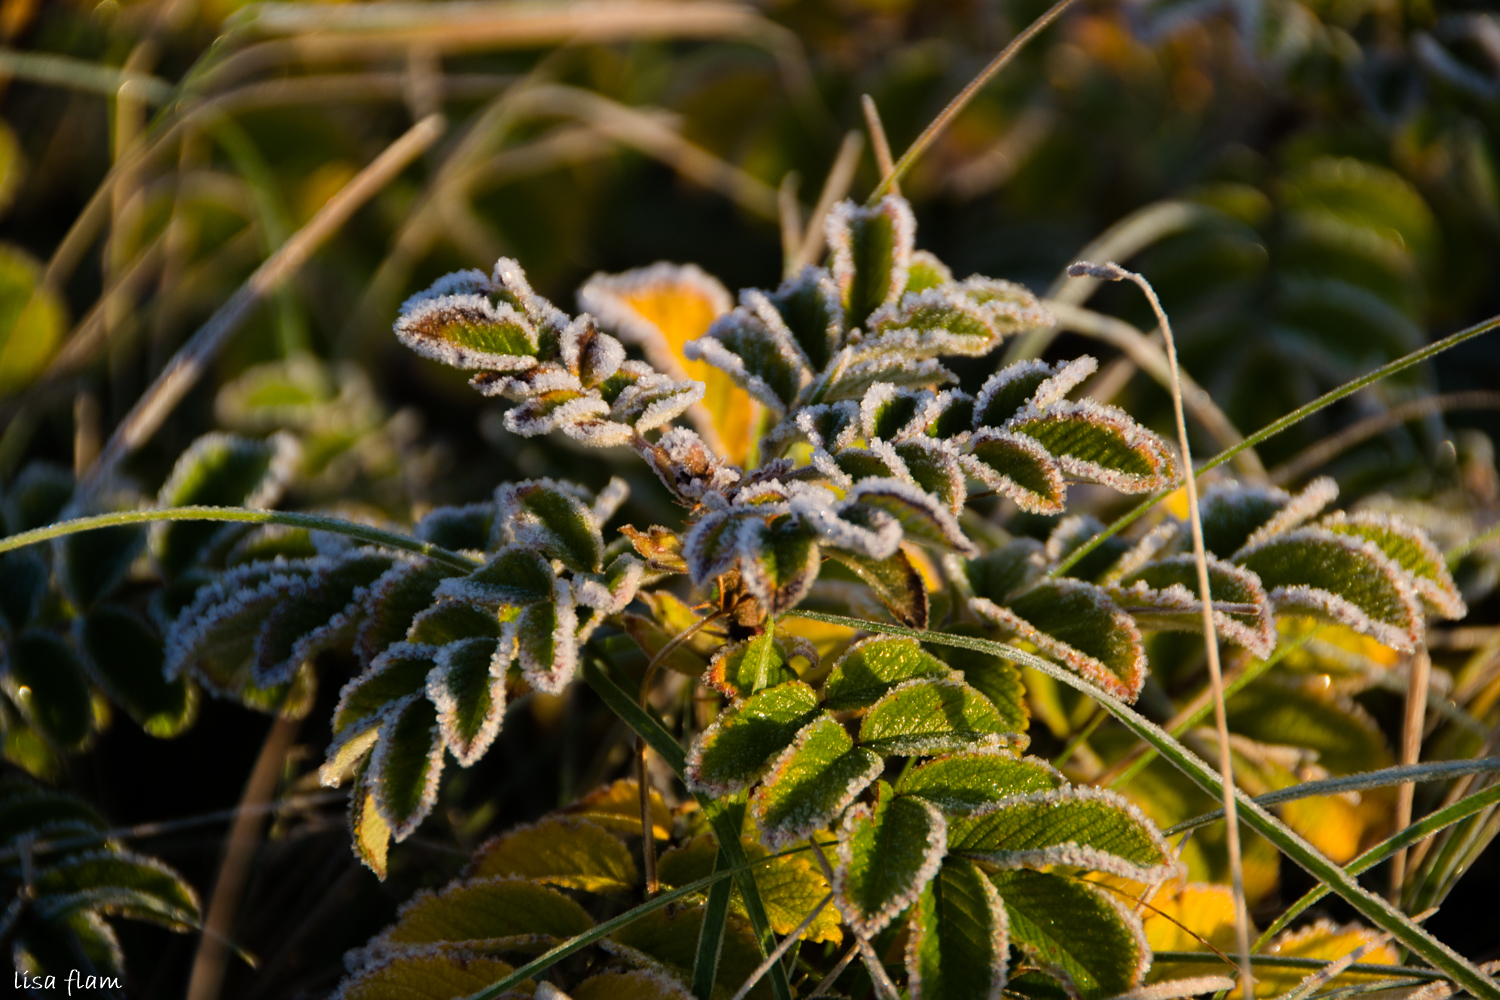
787,609,1500,1000
0,505,480,571
1165,758,1500,836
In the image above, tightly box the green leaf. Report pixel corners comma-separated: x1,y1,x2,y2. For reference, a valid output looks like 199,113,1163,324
1196,483,1293,558
991,869,1148,1000
334,644,439,737
834,780,946,936
739,519,821,615
962,431,1067,515
514,581,577,693
895,439,966,514
414,503,497,553
906,858,1010,1000
469,816,637,893
686,681,821,795
844,478,976,556
76,605,195,737
973,360,1080,430
897,751,1063,815
829,196,914,331
433,545,555,607
348,760,391,878
334,954,521,1000
1112,554,1276,659
868,286,1002,358
1010,401,1177,494
822,635,955,711
768,266,842,372
822,546,930,629
963,539,1047,605
497,480,603,573
407,600,503,645
1235,528,1423,651
686,306,812,411
925,628,1031,734
354,562,465,665
3,630,94,752
428,635,506,766
33,850,201,930
707,626,812,700
153,432,297,577
394,286,539,371
858,679,1020,756
1319,511,1465,619
972,579,1146,701
13,911,126,984
947,786,1177,882
253,551,396,686
0,242,65,398
371,695,445,841
0,782,106,844
373,876,593,948
751,715,883,846
657,833,841,943
575,970,696,1000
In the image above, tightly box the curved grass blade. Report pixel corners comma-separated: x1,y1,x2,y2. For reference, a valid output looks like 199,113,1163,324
1151,953,1446,981
788,610,1500,1000
1051,312,1500,579
1165,758,1500,836
0,505,480,572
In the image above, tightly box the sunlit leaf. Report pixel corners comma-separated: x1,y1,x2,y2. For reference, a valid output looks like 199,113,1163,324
992,869,1149,1000
906,857,1010,1000
468,816,636,893
752,714,883,846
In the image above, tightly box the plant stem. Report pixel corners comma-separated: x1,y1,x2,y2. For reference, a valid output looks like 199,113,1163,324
860,95,899,197
1391,645,1431,900
0,505,479,570
1081,260,1251,999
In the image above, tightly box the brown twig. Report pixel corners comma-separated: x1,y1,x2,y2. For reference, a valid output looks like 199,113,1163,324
184,714,300,1000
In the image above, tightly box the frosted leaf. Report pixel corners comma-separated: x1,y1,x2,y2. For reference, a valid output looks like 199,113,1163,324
971,578,1146,701
574,553,645,615
707,628,817,700
496,479,603,574
767,265,844,371
866,285,1004,358
960,430,1067,515
751,714,883,847
492,256,570,331
857,677,1021,756
426,633,510,767
515,578,579,694
996,869,1151,998
828,196,916,331
906,857,1010,1000
973,359,1058,430
1193,481,1296,557
737,518,821,615
684,307,812,412
844,477,977,556
893,438,966,515
1319,510,1465,619
558,416,636,448
683,510,744,585
1028,356,1098,410
619,525,688,574
413,503,495,554
609,372,705,431
394,293,538,371
905,250,954,293
397,269,490,311
164,559,323,682
790,485,903,561
1008,398,1178,494
591,477,630,525
834,783,947,937
369,694,445,842
434,545,555,607
1113,553,1276,658
331,642,439,749
897,751,1065,815
1100,522,1179,584
964,539,1048,605
946,786,1179,883
685,681,822,795
815,348,957,403
1235,527,1424,651
1237,476,1339,554
822,635,957,711
556,315,626,388
957,275,1055,334
470,361,584,401
252,551,398,687
502,392,612,438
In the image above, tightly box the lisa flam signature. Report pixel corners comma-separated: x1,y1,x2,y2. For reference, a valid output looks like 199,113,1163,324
16,971,124,994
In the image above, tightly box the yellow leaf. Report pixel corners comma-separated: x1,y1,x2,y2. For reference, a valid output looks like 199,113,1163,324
577,264,759,464
1138,880,1242,953
1281,794,1365,864
559,779,672,841
468,817,637,892
573,970,693,1000
658,834,842,944
1250,920,1398,998
336,954,530,1000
